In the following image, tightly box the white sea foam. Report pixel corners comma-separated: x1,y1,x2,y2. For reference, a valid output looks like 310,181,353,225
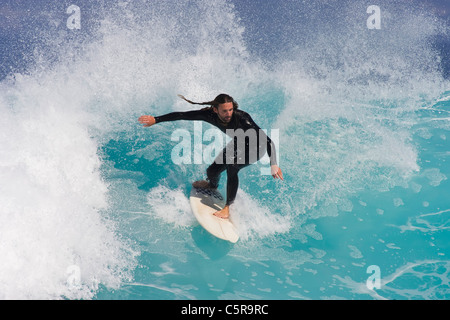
0,0,257,297
146,186,291,241
270,1,448,220
229,191,291,241
0,76,136,299
147,185,195,227
335,260,450,300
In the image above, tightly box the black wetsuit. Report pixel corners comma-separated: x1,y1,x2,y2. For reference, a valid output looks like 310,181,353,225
155,108,277,205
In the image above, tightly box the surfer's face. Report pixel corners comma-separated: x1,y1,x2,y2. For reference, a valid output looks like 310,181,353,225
214,102,234,123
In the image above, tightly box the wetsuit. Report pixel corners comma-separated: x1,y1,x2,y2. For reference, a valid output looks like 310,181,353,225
155,108,277,205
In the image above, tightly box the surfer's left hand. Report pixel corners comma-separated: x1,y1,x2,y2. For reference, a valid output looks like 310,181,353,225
138,115,156,127
271,165,284,180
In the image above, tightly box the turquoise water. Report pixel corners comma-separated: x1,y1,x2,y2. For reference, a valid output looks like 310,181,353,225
0,0,449,300
94,92,450,300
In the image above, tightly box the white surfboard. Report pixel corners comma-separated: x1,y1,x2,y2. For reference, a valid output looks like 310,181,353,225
189,187,239,243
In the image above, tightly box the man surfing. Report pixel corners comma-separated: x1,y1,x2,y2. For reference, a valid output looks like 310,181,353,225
138,94,283,219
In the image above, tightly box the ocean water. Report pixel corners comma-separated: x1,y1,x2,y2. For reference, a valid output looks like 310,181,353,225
0,0,449,300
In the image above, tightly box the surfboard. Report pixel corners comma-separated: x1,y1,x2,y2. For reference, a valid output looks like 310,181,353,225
189,187,239,243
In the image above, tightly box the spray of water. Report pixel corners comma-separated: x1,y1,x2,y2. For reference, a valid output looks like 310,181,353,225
0,0,448,298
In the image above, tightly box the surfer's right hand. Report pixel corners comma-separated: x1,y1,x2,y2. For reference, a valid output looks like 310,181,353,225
138,115,156,127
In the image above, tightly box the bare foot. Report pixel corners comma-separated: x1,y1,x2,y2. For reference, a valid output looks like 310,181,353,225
192,180,215,189
213,206,230,219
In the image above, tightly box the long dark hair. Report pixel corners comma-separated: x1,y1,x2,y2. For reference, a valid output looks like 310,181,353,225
178,94,239,110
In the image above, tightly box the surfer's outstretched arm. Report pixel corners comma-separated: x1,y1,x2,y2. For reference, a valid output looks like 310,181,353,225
139,109,210,128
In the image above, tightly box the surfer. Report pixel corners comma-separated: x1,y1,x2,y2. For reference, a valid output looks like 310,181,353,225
138,94,283,219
